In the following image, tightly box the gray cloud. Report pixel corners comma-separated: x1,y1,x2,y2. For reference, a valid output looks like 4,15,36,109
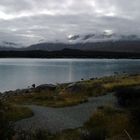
0,0,140,46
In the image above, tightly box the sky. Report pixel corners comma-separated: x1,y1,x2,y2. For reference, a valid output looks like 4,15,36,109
0,0,140,46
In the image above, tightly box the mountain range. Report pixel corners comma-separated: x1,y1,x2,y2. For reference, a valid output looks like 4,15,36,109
0,33,140,53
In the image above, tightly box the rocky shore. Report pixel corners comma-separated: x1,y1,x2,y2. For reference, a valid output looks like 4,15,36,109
0,84,58,101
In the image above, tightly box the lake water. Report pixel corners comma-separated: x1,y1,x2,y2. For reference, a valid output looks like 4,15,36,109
0,58,140,92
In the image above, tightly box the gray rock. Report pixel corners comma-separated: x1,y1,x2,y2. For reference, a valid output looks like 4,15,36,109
35,84,57,91
66,83,83,93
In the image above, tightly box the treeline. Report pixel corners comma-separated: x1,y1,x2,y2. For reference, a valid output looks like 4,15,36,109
0,49,140,58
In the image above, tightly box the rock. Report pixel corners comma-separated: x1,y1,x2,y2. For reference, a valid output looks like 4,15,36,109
1,88,33,98
90,78,95,80
66,83,83,93
35,84,57,91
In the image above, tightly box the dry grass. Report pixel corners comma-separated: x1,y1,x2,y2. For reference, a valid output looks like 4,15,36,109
5,104,33,121
1,102,33,121
84,106,130,139
6,74,140,108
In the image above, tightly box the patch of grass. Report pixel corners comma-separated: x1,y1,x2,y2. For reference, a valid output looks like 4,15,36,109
1,102,33,121
0,101,14,140
115,86,140,138
52,129,82,140
84,106,130,139
7,91,88,107
102,75,140,91
14,129,53,140
6,105,33,121
14,128,84,140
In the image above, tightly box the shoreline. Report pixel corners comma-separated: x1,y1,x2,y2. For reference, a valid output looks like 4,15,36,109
0,73,126,96
0,57,140,59
1,73,139,100
0,72,140,94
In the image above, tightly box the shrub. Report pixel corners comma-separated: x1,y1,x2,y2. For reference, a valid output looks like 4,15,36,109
115,86,140,107
15,129,52,140
0,101,14,140
115,86,140,137
84,106,130,139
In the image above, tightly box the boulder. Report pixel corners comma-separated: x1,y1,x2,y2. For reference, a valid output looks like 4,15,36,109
35,84,57,91
66,83,83,93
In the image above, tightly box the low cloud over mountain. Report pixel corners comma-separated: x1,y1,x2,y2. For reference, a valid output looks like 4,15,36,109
0,0,140,45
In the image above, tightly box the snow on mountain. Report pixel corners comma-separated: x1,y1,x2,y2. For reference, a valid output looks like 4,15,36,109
67,33,140,43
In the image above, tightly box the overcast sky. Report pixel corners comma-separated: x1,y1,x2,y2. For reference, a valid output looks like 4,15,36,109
0,0,140,46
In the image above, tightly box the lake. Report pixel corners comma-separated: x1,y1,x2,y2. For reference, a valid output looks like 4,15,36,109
0,58,140,92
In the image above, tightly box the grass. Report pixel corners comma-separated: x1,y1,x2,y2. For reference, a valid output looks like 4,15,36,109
5,104,33,121
0,101,33,121
7,91,88,108
84,106,130,139
0,101,33,140
115,86,140,139
52,129,82,140
6,74,140,108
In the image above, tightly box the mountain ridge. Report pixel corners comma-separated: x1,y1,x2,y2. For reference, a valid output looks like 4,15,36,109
0,34,140,53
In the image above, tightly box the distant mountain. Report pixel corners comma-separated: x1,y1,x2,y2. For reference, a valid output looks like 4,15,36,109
0,41,22,51
0,34,140,53
24,43,68,51
0,46,17,51
25,40,140,53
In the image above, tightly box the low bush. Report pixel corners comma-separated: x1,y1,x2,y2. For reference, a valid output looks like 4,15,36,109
115,86,140,138
0,101,14,140
84,106,130,139
115,86,140,107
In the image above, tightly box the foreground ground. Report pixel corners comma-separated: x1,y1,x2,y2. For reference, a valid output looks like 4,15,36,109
15,93,116,133
0,74,140,140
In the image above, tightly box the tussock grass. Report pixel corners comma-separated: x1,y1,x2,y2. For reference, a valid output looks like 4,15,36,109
84,106,130,138
6,74,140,108
0,101,33,121
6,104,33,121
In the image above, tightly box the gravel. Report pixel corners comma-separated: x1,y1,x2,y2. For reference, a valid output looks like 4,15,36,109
15,93,116,133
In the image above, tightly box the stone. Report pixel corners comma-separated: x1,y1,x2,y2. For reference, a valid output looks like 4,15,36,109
35,84,57,91
66,83,83,93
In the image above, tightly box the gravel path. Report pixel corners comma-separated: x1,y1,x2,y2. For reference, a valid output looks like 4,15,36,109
15,93,116,133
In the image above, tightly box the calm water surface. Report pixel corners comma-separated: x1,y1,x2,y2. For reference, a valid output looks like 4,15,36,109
0,58,140,92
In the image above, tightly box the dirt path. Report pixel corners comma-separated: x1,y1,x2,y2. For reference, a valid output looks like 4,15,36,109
15,93,116,133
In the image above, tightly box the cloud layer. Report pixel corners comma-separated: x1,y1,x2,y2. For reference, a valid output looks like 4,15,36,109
0,0,140,46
